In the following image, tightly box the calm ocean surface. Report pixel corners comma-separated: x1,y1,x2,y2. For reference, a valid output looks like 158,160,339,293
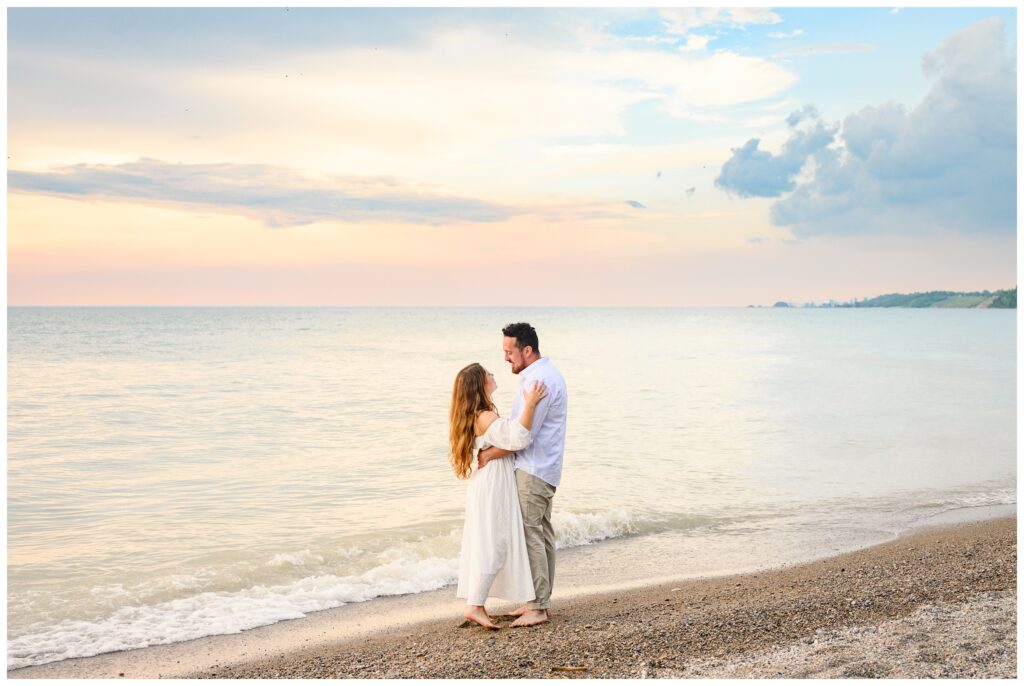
7,307,1017,668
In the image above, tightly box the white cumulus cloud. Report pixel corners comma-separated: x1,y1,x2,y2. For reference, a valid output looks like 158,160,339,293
679,34,713,52
659,7,782,34
716,18,1016,237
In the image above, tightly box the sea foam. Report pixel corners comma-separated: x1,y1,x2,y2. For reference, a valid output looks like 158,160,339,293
8,507,650,670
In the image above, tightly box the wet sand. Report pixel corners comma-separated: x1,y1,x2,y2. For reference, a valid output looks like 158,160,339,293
191,515,1014,679
10,515,1015,679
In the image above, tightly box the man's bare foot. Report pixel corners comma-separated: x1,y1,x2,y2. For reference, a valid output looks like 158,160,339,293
510,609,549,627
509,606,529,617
464,606,499,630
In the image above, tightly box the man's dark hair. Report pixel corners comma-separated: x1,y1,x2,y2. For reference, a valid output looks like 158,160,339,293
502,322,540,355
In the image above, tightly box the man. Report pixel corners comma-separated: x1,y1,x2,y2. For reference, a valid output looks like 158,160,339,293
478,322,567,628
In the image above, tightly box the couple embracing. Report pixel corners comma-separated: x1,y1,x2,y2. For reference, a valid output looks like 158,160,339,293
448,322,568,629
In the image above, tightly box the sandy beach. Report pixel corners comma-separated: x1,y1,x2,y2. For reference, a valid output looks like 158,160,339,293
10,514,1015,679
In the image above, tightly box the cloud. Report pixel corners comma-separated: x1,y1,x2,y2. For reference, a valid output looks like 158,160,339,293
624,200,647,209
623,35,678,45
8,158,516,227
785,104,820,127
715,109,837,198
776,43,875,57
9,12,801,184
659,8,781,35
678,34,713,52
766,29,804,39
685,187,696,196
196,32,797,134
715,17,1016,236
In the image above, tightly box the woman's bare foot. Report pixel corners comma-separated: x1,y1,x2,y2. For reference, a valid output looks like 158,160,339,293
464,606,499,630
510,609,549,627
509,606,529,617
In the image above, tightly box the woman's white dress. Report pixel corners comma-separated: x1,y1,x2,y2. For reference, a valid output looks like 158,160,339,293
456,417,536,606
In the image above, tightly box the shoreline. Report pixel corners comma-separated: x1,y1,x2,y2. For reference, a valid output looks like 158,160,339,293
202,515,1017,679
9,510,1016,679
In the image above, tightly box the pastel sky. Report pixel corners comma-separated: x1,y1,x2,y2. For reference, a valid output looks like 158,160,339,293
6,6,1018,306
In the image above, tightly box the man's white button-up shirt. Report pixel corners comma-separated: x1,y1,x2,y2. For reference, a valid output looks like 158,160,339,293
511,357,568,488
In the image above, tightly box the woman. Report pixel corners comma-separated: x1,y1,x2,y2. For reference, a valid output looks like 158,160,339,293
449,362,548,629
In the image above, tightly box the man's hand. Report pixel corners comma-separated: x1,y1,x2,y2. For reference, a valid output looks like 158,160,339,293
478,446,512,469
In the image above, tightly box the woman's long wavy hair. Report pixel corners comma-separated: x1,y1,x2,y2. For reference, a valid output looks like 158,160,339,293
449,363,497,479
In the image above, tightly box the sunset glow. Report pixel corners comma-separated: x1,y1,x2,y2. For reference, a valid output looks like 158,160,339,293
7,7,1017,305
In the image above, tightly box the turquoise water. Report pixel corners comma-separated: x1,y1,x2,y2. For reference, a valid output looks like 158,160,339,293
7,307,1016,668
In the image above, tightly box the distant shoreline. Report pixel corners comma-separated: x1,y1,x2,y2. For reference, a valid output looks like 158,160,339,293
758,287,1017,309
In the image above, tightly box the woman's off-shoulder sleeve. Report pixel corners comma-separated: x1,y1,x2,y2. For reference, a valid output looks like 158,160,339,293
482,417,533,452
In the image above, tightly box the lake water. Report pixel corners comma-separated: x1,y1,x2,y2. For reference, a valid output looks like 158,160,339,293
6,307,1016,669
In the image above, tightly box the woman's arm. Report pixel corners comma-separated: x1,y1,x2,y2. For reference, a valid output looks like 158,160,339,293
475,412,514,468
477,381,548,468
516,382,545,432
